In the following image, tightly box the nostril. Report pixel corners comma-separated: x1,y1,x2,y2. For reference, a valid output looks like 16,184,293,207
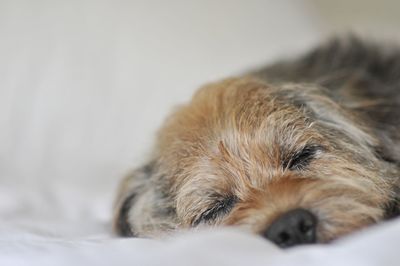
278,232,290,243
299,219,313,234
263,208,317,248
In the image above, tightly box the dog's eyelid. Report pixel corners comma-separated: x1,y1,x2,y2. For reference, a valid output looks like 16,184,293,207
192,195,238,226
286,145,324,170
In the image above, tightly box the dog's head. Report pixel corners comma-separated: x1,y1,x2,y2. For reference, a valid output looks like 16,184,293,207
114,78,399,247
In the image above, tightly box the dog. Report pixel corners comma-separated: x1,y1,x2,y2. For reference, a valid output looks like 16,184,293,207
113,37,400,248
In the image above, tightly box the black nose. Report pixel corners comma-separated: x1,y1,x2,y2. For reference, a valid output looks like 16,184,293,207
263,208,317,248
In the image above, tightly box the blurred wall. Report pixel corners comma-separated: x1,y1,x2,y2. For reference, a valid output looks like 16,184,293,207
0,1,319,190
1,0,399,193
308,0,400,38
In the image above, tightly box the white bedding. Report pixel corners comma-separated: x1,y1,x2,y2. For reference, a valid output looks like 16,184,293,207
0,1,399,265
1,216,400,266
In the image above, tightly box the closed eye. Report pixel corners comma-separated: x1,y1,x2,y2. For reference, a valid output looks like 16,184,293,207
192,196,238,226
285,145,323,170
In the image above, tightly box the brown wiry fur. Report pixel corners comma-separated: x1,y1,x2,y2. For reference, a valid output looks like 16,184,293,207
113,37,400,244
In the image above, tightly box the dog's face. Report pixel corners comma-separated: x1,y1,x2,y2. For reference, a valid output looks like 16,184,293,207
114,78,399,247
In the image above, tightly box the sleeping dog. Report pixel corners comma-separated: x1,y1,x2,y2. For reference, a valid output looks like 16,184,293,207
113,37,400,248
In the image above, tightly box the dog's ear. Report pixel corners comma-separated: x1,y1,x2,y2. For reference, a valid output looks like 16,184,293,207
113,162,155,237
384,196,400,220
372,132,400,165
372,134,400,220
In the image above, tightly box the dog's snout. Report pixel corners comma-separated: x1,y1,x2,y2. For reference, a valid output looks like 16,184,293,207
263,208,317,248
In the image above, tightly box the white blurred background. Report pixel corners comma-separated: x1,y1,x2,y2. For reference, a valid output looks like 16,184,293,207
0,0,399,236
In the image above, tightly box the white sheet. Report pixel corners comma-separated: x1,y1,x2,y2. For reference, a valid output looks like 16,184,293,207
1,221,399,266
1,1,398,266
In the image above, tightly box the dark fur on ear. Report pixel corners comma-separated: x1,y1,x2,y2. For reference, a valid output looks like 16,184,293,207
384,196,400,220
113,162,155,237
115,193,137,236
113,161,177,237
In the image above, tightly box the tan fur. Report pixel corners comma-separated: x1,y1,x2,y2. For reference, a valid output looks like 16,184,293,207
113,38,400,244
114,76,398,242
